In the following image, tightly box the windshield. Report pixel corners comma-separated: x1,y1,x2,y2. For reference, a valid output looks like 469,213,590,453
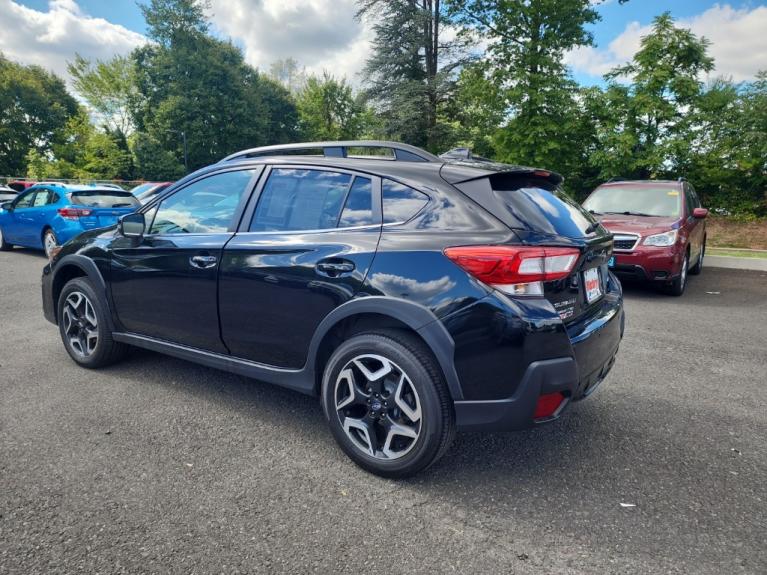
583,186,681,218
70,190,140,208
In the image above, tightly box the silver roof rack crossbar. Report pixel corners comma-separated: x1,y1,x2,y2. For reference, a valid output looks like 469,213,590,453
220,140,441,164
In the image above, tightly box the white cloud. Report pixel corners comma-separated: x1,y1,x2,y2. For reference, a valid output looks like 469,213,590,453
566,4,767,82
0,0,146,81
207,0,373,83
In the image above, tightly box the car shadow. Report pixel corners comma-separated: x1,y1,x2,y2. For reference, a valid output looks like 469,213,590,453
5,246,47,259
103,345,739,493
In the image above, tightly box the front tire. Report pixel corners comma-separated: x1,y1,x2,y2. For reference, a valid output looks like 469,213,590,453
321,330,454,478
0,226,12,251
664,252,689,296
57,278,128,368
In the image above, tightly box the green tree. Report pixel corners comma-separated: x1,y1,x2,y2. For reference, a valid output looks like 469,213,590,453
685,75,767,215
448,0,600,178
131,0,299,174
25,108,135,181
67,53,137,135
0,53,78,176
592,12,714,179
358,0,473,151
296,73,364,140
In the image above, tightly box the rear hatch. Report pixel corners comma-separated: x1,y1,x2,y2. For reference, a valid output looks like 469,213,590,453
444,168,613,323
69,190,140,229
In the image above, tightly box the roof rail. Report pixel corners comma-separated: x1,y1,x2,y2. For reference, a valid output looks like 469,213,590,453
220,140,441,164
606,177,627,183
677,176,687,182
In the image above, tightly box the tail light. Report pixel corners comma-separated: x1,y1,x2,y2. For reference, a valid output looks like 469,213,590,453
444,245,580,296
57,207,93,220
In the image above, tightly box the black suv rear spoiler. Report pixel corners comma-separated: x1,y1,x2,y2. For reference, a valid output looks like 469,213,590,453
440,161,564,186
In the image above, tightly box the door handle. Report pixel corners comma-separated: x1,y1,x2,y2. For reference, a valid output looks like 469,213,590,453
316,260,355,277
190,255,218,269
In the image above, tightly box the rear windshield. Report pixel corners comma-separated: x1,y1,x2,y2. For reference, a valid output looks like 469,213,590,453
583,186,681,218
70,190,140,208
490,175,597,238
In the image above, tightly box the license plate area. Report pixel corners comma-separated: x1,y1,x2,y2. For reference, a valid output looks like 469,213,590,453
583,267,602,304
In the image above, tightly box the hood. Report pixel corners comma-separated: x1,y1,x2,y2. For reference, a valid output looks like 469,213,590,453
597,214,680,236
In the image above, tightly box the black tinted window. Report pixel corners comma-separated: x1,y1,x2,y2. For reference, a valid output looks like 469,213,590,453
338,177,373,227
382,180,429,224
150,170,255,234
250,169,353,231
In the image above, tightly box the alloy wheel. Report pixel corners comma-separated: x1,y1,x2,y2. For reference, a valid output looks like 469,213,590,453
61,291,99,358
334,354,422,460
44,232,57,258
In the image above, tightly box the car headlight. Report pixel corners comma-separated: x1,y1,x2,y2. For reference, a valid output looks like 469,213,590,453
643,230,677,247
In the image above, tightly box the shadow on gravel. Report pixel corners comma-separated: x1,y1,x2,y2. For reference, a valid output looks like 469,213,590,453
4,246,48,259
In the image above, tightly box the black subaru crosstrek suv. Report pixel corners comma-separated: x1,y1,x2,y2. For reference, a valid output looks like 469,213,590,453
42,141,624,477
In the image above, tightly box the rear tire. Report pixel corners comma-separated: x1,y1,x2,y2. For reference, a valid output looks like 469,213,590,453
321,329,454,478
58,277,128,368
43,228,58,258
0,226,12,251
689,240,704,275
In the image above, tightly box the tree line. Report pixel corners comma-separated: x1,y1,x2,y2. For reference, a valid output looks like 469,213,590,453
0,0,764,216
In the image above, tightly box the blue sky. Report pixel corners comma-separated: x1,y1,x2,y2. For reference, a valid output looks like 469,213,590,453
3,0,766,86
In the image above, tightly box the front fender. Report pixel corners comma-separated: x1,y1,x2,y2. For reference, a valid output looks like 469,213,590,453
45,254,115,331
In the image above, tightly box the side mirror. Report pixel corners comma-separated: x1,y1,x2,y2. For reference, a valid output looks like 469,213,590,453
119,212,146,238
1,202,13,211
692,207,708,219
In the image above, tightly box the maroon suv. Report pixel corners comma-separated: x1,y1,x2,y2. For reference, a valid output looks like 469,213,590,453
582,179,708,296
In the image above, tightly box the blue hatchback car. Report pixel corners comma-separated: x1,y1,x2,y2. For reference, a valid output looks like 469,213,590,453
0,184,140,257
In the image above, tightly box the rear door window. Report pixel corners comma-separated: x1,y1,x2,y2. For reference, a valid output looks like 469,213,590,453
382,179,429,224
250,168,361,232
32,190,50,207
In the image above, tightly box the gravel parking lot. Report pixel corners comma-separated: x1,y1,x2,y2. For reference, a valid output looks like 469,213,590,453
1,249,765,574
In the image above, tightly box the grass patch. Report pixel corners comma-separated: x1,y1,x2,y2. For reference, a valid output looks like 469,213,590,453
707,248,767,260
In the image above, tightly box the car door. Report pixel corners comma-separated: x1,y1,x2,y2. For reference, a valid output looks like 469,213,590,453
4,189,39,245
109,168,261,352
27,188,54,247
218,166,382,368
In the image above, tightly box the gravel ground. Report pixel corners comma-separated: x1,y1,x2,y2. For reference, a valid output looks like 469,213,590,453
1,248,765,574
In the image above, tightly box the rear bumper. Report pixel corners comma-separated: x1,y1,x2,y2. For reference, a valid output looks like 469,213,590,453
453,280,624,432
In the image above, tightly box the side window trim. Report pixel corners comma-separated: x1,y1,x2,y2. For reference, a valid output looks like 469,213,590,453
236,164,383,234
145,166,263,235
